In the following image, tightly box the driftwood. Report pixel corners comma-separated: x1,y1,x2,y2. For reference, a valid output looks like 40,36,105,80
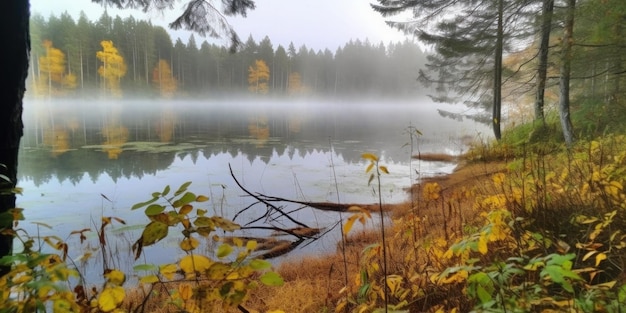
229,164,380,214
226,164,381,260
221,235,309,260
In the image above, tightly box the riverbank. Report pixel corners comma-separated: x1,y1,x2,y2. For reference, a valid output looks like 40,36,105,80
232,155,507,312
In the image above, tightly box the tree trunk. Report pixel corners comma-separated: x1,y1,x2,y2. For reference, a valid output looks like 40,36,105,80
0,0,30,276
535,0,554,124
492,0,503,140
559,0,576,145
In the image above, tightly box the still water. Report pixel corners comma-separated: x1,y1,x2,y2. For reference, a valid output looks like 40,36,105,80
16,98,487,278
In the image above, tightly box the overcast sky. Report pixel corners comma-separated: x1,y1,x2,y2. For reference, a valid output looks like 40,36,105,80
30,0,410,52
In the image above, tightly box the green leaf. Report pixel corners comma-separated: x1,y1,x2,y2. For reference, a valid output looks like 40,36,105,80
131,197,159,210
161,185,171,197
618,284,626,302
139,221,168,246
173,192,196,208
217,243,234,258
133,264,158,272
259,271,284,286
145,204,165,216
358,283,370,300
174,181,192,196
249,259,271,270
476,285,492,303
194,216,215,228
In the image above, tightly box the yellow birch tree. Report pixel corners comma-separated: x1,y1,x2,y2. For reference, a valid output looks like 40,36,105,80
97,40,127,97
248,59,270,94
152,59,178,98
36,40,77,97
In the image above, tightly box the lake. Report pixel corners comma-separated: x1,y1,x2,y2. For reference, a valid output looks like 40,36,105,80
16,98,488,280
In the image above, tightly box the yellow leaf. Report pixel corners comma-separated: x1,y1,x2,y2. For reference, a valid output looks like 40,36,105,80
180,255,212,274
343,214,359,235
139,275,159,284
477,233,488,255
582,250,597,262
98,286,125,312
12,274,32,285
233,237,244,248
104,269,126,286
53,299,75,313
217,243,234,258
179,204,193,215
180,237,199,251
386,275,403,294
179,283,193,300
595,253,607,267
335,302,347,313
196,195,209,202
379,165,389,174
159,263,178,280
246,240,258,251
361,153,378,162
365,162,374,174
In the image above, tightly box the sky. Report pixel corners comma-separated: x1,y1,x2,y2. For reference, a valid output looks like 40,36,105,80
30,0,410,52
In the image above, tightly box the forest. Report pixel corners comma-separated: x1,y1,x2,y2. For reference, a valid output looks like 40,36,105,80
4,0,626,312
29,11,428,99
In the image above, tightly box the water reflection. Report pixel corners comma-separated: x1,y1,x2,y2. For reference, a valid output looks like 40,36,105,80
22,99,486,186
14,98,491,284
17,99,488,264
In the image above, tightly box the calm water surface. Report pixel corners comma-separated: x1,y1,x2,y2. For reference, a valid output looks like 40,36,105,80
16,98,488,279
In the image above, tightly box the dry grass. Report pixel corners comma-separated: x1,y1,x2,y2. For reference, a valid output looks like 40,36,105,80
123,157,507,312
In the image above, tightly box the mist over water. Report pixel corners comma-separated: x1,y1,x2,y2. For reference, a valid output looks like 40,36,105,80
16,97,489,275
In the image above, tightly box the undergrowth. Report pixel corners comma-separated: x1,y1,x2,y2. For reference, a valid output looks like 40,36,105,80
0,182,286,313
334,135,626,312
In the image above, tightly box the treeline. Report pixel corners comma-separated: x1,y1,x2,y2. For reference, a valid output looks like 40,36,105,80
29,11,427,98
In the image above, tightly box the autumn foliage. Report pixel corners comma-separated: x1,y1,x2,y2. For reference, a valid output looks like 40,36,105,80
248,59,270,94
96,40,127,97
34,40,77,97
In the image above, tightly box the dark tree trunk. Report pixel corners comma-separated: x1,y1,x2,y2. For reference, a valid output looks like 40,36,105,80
492,0,503,140
0,0,30,276
535,0,554,124
559,0,576,145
